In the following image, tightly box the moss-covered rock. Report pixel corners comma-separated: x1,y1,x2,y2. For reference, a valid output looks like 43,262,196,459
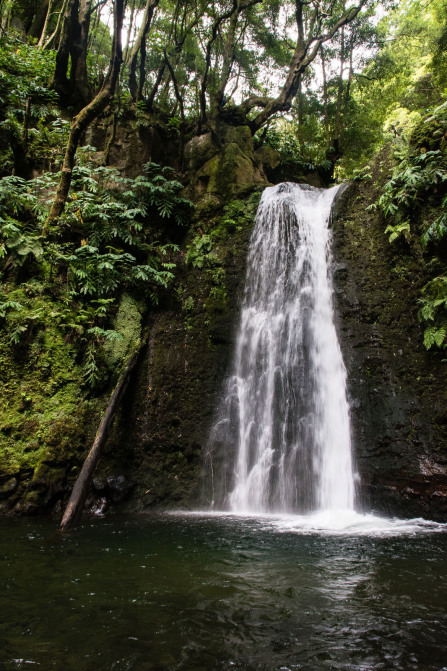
0,288,123,514
103,293,143,369
87,109,181,175
254,145,281,173
185,122,268,201
410,104,447,152
184,132,219,172
216,122,253,152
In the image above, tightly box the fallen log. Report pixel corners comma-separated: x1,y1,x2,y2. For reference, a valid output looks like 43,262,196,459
60,331,149,531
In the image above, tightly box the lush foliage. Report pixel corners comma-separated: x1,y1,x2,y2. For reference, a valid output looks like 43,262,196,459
419,276,447,351
375,102,447,351
1,0,447,361
0,36,60,175
258,125,333,175
1,0,447,504
0,157,193,387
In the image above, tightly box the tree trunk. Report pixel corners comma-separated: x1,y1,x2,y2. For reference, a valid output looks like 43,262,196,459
0,1,12,36
199,0,238,130
128,0,160,101
146,61,167,110
60,331,149,532
45,0,124,230
51,0,78,102
69,0,92,106
333,25,345,145
297,75,305,155
0,1,5,37
41,0,69,49
51,0,92,106
164,49,185,166
38,0,57,47
340,44,354,145
122,0,136,65
211,8,239,118
27,0,50,40
320,47,331,149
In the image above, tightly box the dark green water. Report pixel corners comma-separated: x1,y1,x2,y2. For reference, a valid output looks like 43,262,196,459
1,513,446,671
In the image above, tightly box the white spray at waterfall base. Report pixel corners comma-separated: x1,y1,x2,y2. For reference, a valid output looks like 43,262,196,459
207,182,355,514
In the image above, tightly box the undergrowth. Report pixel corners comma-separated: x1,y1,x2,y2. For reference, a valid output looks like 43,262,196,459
374,102,447,353
0,154,194,388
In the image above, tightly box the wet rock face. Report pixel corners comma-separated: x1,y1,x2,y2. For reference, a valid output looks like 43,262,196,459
0,477,18,500
331,182,447,521
86,116,180,177
106,475,134,503
3,119,445,521
86,475,134,514
101,221,253,511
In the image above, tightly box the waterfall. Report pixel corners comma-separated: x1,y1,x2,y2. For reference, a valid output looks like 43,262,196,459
206,182,355,514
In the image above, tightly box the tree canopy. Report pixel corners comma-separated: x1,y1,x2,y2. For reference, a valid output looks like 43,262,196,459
1,0,445,175
0,0,447,359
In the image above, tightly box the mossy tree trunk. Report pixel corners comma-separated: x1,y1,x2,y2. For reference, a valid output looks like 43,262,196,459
51,0,77,101
45,0,124,231
69,0,93,106
27,0,50,39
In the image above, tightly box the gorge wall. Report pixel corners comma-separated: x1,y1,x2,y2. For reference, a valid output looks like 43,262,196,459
1,124,446,521
100,160,447,521
332,175,447,520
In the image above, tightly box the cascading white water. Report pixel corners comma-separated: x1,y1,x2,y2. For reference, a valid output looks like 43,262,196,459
206,182,354,514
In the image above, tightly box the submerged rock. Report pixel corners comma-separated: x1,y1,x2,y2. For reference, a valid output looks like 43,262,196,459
90,497,109,516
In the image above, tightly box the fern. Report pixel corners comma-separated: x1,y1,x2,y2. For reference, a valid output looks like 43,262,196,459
83,345,100,388
384,221,411,243
423,325,447,350
87,327,124,343
422,197,447,246
185,235,213,268
418,276,447,351
353,166,372,182
0,300,24,318
0,128,190,387
375,115,447,355
377,146,447,223
9,324,28,344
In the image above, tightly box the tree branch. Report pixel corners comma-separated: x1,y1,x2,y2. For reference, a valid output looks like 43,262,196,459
248,0,370,133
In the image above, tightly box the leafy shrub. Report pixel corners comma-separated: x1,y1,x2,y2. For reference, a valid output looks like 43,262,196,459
185,234,214,268
213,193,261,239
258,126,332,174
0,37,60,172
422,195,447,246
377,149,447,224
418,276,447,350
376,104,447,352
0,159,193,387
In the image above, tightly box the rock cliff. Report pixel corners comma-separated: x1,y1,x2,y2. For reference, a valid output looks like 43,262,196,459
332,177,447,520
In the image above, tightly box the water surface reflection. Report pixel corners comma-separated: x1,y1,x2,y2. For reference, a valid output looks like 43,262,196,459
0,513,446,670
